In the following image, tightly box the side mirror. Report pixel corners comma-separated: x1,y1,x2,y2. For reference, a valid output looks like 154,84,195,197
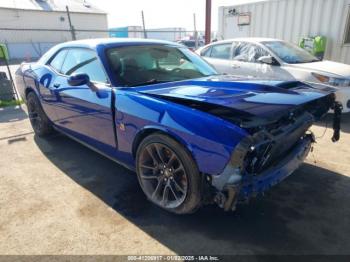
257,55,273,65
67,73,90,86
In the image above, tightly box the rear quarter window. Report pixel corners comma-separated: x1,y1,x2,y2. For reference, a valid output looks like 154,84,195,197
49,49,68,73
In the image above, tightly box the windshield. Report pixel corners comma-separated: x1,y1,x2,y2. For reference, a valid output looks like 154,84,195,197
263,41,319,64
106,45,217,87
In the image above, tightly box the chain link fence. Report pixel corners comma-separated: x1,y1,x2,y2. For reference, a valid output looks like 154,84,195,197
0,28,205,62
0,27,207,102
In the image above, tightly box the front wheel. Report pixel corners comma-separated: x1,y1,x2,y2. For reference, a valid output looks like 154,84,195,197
136,134,202,214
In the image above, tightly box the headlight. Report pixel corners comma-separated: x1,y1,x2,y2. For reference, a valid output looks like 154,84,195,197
312,73,350,87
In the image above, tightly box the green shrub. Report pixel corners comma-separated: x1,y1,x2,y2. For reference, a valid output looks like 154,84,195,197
0,99,23,108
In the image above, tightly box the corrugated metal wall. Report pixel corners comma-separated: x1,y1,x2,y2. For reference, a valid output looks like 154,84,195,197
219,0,350,64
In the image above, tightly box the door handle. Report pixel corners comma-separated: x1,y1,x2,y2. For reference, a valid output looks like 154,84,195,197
231,64,240,69
53,83,60,88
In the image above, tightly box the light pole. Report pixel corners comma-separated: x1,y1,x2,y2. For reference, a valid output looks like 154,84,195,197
205,0,212,44
66,6,76,40
141,10,147,39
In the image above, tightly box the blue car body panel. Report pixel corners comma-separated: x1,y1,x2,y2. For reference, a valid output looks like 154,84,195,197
51,84,117,158
113,88,248,175
15,39,336,206
134,77,328,119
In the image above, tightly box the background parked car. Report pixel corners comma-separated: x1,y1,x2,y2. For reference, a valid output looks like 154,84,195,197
197,38,350,113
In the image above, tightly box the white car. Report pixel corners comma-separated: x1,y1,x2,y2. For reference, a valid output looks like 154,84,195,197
197,38,350,113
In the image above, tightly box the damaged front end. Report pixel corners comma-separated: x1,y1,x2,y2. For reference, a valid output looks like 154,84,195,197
137,79,342,211
212,132,315,211
211,96,342,211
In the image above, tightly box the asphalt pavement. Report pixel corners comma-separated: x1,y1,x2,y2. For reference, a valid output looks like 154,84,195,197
0,104,350,255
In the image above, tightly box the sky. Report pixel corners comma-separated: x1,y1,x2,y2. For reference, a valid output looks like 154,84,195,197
88,0,263,31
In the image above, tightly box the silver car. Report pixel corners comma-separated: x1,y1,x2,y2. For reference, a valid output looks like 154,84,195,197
197,37,350,113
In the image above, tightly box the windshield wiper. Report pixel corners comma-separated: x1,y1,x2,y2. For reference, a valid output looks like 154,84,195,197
131,79,170,87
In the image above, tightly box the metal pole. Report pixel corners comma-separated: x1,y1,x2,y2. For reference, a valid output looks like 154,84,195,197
141,10,147,39
194,13,199,49
66,6,76,40
205,0,212,44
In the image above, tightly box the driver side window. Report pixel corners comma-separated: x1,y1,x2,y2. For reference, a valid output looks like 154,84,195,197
209,43,232,59
232,42,269,63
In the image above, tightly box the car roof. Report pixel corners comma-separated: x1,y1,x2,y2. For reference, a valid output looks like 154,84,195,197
56,38,183,50
38,38,185,65
178,40,196,42
207,37,283,45
230,37,282,43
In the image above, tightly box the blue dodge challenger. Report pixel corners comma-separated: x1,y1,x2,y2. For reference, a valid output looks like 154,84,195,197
15,39,341,214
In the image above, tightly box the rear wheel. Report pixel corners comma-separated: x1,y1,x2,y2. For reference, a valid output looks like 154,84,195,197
136,134,202,214
27,92,53,137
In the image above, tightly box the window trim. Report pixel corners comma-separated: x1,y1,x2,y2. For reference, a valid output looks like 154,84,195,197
46,47,111,86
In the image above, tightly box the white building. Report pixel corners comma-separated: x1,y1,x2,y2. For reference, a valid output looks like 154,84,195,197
218,0,350,64
0,0,108,60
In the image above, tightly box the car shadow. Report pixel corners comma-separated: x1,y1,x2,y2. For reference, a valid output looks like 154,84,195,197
314,113,350,133
0,105,27,123
34,134,350,255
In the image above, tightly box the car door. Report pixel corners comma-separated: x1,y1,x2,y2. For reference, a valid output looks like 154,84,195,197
231,42,290,80
51,48,117,155
230,42,268,78
200,42,233,73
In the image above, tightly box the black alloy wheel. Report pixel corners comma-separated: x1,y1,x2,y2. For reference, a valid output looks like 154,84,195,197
136,134,202,214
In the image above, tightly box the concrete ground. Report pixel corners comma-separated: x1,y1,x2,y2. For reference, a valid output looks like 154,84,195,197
0,106,350,255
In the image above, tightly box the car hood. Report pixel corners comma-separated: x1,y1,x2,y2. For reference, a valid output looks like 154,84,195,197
288,60,350,78
135,76,333,123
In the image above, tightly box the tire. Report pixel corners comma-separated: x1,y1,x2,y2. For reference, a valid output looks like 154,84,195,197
136,133,202,214
26,92,53,137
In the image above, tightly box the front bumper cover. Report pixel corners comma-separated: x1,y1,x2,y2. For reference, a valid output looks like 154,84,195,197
212,134,314,211
239,134,313,198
